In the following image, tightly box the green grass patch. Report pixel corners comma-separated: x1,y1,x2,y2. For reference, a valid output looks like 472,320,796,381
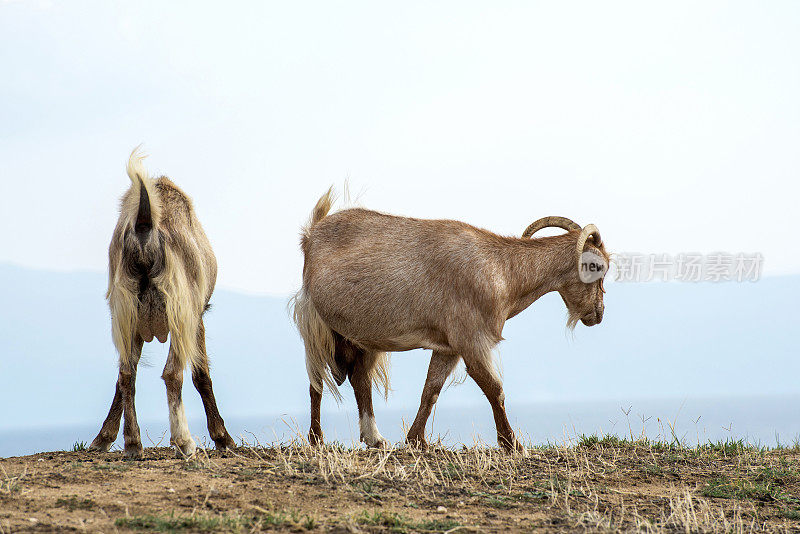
641,463,664,476
783,509,800,520
72,441,87,452
356,511,459,533
701,465,800,506
753,465,800,485
572,434,790,456
353,480,383,503
357,511,407,530
700,475,794,503
697,439,765,456
470,490,516,509
646,440,683,453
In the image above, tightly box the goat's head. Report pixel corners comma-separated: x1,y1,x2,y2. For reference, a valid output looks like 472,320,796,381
524,217,609,328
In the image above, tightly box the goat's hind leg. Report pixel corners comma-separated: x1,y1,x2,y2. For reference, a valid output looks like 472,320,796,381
350,349,389,449
406,351,460,450
88,380,122,452
308,384,323,445
163,345,196,458
191,319,236,450
90,336,144,457
307,333,355,447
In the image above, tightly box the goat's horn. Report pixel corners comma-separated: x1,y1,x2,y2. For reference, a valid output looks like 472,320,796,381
575,224,602,271
522,216,580,238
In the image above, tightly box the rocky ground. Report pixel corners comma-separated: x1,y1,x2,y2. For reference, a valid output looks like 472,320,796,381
1,437,799,532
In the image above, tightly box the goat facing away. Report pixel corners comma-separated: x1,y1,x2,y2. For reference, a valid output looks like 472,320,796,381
293,189,609,452
89,148,235,458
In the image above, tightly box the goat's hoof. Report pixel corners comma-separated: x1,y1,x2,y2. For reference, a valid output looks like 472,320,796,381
174,439,197,458
214,434,237,451
367,438,391,450
88,439,112,452
123,445,143,459
499,439,527,457
405,435,429,451
308,430,324,447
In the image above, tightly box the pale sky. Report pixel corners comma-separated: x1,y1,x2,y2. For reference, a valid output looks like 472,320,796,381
1,1,798,295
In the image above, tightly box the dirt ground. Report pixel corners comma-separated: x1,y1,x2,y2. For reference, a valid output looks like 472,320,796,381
1,439,798,532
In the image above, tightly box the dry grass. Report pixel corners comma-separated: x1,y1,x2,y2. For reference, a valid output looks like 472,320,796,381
0,435,798,532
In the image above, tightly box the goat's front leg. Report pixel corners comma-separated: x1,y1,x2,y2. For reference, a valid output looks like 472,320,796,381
406,351,460,450
350,351,389,449
463,350,525,454
90,336,144,456
163,346,196,458
191,319,236,451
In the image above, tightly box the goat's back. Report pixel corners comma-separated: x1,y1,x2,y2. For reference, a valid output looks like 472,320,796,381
302,208,506,352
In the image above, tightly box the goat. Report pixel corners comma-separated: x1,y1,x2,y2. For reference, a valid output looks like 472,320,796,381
292,189,608,452
89,148,235,458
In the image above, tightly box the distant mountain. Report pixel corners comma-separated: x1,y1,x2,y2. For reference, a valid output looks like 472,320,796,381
0,263,797,433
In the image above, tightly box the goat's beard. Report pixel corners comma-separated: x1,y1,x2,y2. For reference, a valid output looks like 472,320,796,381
566,309,581,331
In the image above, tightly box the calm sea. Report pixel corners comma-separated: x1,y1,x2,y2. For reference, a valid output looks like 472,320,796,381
1,395,797,458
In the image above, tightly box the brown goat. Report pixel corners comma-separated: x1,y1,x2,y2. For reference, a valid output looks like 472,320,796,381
89,148,235,458
293,190,608,452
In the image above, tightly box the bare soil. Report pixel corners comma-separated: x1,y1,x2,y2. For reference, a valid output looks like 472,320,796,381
1,440,798,532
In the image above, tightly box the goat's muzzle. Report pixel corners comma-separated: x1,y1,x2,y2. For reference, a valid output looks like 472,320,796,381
581,302,605,326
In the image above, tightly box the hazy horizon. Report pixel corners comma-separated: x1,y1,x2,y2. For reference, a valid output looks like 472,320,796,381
1,264,797,452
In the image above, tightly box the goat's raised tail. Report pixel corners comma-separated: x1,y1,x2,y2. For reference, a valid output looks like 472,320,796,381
125,146,162,229
302,186,335,237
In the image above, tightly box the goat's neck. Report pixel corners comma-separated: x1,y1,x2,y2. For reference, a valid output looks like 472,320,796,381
497,233,576,319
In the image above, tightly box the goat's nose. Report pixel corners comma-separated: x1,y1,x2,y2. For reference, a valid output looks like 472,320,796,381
595,303,604,322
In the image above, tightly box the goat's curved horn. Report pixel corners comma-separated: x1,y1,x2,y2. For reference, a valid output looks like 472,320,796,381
522,216,580,238
575,224,602,271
